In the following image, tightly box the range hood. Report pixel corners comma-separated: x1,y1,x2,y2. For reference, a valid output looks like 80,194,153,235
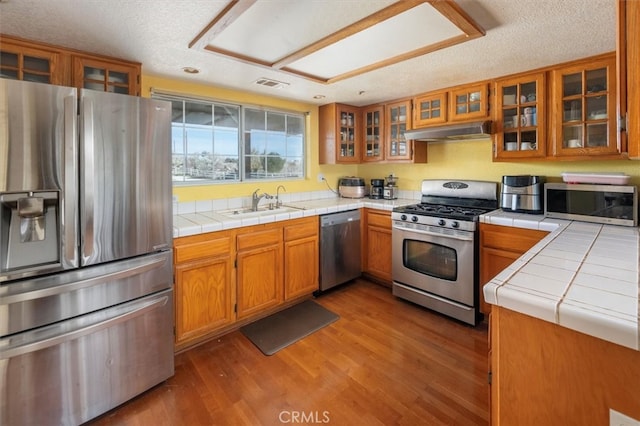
404,120,493,141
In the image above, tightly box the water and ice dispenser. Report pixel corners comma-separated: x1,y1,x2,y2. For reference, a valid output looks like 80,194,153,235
0,191,60,276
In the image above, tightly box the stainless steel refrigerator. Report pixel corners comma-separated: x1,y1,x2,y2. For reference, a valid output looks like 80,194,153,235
0,78,174,425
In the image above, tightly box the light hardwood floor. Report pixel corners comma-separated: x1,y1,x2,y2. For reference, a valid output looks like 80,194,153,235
89,279,489,425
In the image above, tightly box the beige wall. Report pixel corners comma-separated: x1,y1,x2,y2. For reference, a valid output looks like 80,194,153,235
143,74,640,202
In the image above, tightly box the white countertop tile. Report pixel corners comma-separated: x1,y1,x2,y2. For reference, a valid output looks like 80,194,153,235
481,209,640,351
558,302,638,350
495,285,559,324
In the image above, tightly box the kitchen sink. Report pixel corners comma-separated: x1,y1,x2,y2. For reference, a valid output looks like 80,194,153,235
217,205,305,218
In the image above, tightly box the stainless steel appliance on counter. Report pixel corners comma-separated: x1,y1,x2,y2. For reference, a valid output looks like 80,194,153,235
545,182,638,226
318,210,361,292
500,175,545,214
0,79,174,425
392,180,498,325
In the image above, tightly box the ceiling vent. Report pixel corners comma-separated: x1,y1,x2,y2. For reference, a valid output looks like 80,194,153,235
254,77,289,89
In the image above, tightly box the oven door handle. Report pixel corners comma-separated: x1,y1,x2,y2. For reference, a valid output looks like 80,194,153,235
393,224,474,242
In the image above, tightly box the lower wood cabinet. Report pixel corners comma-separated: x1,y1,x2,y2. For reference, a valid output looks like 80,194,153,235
362,209,392,285
479,223,548,315
490,306,640,425
173,230,235,347
173,216,319,350
284,217,319,300
236,227,283,319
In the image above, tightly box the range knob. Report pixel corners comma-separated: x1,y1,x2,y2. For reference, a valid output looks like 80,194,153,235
451,221,460,229
400,214,407,221
438,219,446,226
411,216,419,223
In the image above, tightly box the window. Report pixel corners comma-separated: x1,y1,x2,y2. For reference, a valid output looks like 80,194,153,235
157,94,305,184
243,108,304,180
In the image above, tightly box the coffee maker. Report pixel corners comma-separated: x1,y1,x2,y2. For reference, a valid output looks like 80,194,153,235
370,179,384,199
383,174,398,200
500,175,545,214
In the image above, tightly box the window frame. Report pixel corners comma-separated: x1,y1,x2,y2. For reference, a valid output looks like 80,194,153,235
153,91,307,186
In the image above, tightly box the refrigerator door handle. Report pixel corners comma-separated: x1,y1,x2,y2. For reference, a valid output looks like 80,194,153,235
82,95,95,262
64,94,79,268
0,294,170,359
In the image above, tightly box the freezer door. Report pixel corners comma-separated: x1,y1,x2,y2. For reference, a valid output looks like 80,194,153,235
80,90,172,266
1,288,174,426
0,250,173,337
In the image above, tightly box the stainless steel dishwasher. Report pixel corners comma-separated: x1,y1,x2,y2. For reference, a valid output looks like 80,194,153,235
319,209,361,292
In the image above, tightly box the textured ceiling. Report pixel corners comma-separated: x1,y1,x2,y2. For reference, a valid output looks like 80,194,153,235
0,0,616,106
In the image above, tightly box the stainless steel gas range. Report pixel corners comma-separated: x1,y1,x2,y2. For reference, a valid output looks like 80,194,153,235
391,180,498,325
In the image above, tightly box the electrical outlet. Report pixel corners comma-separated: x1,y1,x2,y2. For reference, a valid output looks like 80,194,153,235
317,173,325,182
610,409,640,426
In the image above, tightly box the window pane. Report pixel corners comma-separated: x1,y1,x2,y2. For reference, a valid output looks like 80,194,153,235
287,115,303,136
267,111,285,132
245,109,265,130
171,101,184,123
214,105,239,127
185,102,212,125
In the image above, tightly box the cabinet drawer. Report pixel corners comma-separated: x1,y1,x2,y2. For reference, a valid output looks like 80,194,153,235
480,223,548,253
237,227,281,251
284,217,318,241
367,210,391,228
174,231,233,264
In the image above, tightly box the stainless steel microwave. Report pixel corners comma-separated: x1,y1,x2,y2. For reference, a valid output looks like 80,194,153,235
544,183,638,226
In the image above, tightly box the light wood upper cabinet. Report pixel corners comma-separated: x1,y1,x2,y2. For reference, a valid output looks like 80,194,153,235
385,99,413,161
493,72,547,160
413,90,448,127
619,0,639,159
319,103,361,164
72,55,140,95
449,83,490,121
0,34,141,96
361,104,385,162
0,37,63,85
550,55,619,158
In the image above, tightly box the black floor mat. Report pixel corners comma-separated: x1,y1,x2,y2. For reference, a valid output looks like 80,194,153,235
240,300,339,356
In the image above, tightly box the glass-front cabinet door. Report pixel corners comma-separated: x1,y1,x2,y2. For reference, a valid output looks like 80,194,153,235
494,72,546,159
386,100,412,161
72,56,141,96
336,105,359,162
362,105,384,162
413,91,447,128
0,41,61,84
552,57,618,157
449,83,489,121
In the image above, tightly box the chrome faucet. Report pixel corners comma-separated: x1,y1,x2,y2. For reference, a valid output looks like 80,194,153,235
276,185,286,208
251,188,270,211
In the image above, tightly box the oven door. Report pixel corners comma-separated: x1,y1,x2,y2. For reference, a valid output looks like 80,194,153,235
392,222,475,306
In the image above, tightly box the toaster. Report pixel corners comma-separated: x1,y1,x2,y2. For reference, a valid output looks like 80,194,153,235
500,175,545,214
338,177,366,198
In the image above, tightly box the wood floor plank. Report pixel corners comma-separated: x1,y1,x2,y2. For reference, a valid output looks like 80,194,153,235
89,279,489,425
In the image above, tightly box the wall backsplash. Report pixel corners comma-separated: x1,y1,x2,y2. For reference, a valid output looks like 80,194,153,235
357,139,640,191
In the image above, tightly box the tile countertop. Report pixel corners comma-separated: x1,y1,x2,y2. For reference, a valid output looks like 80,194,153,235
173,196,417,238
481,210,640,351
